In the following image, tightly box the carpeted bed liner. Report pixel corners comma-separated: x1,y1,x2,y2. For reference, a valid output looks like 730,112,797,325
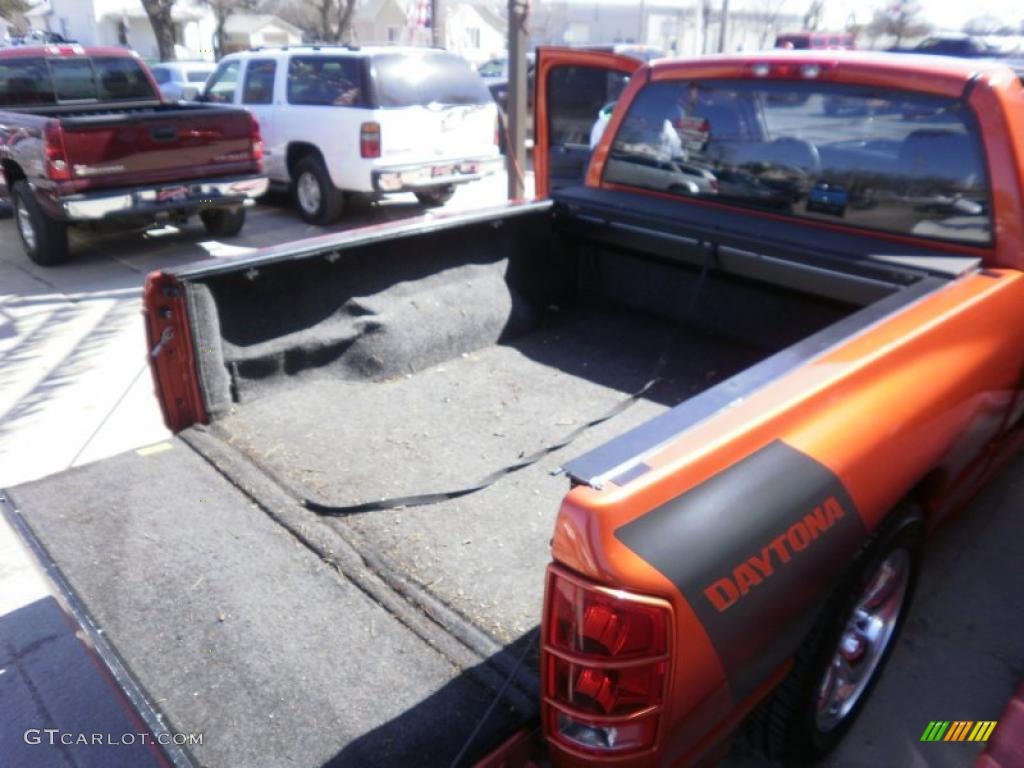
4,443,524,767
213,304,766,643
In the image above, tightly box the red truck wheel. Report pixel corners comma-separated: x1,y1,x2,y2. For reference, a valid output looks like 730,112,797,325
746,507,924,764
12,180,69,266
200,207,246,237
414,184,456,207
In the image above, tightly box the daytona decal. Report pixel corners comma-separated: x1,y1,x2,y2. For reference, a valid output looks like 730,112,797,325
615,440,866,701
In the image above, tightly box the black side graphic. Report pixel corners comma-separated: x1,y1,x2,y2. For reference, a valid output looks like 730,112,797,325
615,439,866,701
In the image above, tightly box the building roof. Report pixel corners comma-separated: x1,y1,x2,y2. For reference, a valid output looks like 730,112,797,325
225,14,303,38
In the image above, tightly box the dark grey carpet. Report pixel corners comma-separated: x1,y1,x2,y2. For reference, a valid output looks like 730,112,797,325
215,305,765,643
6,442,521,767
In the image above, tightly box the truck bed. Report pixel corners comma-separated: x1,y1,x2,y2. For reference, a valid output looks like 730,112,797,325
5,197,964,765
213,303,763,644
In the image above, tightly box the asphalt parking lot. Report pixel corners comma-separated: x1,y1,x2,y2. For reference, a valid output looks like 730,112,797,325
0,171,1021,767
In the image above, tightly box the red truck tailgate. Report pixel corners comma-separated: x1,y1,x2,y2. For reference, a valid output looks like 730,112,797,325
59,106,257,190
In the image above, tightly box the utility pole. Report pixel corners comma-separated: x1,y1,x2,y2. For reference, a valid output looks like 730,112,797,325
431,0,444,48
718,0,730,52
506,0,527,200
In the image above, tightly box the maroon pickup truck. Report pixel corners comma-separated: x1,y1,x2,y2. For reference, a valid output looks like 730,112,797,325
0,45,267,265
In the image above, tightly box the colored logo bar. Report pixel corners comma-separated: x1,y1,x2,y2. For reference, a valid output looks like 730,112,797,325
921,721,998,742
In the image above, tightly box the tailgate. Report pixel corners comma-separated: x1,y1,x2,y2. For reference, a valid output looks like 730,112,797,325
2,438,527,767
60,107,255,189
376,103,498,164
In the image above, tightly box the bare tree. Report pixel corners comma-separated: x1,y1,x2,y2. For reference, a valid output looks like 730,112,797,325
962,16,1004,36
275,0,357,42
0,0,28,18
205,0,262,59
141,0,178,61
314,0,358,42
865,1,931,47
802,0,825,31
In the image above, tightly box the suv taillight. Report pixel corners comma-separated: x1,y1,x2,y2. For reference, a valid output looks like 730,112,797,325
248,113,263,168
360,122,381,158
543,567,671,757
44,121,71,181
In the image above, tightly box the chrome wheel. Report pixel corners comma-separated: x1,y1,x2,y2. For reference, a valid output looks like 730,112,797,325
815,549,910,732
296,172,321,215
16,198,36,251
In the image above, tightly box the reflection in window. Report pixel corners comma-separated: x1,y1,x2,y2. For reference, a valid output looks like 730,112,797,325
603,80,990,245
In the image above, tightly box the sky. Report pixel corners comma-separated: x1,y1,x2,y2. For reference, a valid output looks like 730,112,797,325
821,0,1023,32
565,0,1024,34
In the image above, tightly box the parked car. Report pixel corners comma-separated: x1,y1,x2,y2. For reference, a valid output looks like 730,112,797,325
7,49,1024,768
892,34,1001,58
150,60,216,101
201,45,501,223
0,46,266,265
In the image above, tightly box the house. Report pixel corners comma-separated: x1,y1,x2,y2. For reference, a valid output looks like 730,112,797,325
25,0,217,61
351,0,424,46
352,0,505,64
444,3,504,65
221,14,303,54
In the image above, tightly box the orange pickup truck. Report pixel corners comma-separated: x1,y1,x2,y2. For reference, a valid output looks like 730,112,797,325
3,50,1023,768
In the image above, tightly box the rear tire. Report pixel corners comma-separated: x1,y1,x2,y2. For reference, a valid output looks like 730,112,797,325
414,184,456,207
12,179,69,266
745,507,924,765
292,155,344,224
200,207,246,237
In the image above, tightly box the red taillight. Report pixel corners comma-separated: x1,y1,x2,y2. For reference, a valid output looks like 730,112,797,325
549,572,668,659
360,122,381,158
543,568,671,757
746,60,837,79
44,121,71,181
248,113,263,168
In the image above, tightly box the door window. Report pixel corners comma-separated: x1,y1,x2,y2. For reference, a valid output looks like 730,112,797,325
286,56,366,106
242,59,276,105
205,60,240,103
545,65,631,190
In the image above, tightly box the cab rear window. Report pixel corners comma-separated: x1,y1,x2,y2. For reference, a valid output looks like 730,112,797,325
603,79,991,245
0,56,154,105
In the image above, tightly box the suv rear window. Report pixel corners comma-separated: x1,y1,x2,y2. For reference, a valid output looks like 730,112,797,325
287,56,366,106
604,79,991,245
372,52,491,107
0,56,154,105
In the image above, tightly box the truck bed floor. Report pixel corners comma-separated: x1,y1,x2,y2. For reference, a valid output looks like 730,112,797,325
213,304,765,645
4,443,521,767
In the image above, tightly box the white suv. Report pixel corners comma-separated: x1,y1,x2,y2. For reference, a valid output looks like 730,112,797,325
201,45,501,223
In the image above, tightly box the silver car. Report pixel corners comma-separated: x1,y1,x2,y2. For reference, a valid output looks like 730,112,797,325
150,61,216,101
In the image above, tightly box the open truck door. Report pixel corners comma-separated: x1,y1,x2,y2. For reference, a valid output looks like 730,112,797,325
534,47,643,198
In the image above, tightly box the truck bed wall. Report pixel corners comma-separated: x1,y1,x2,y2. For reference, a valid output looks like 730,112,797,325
184,208,859,418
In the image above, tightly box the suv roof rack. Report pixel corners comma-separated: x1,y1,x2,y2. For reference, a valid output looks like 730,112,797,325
247,43,362,53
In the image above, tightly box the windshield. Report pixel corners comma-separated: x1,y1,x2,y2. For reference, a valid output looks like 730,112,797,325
604,79,990,245
373,52,491,107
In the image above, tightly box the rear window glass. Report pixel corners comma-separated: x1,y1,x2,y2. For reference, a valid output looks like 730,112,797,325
187,70,212,83
604,79,991,245
0,56,154,105
0,59,55,105
287,56,366,106
373,52,491,107
151,66,172,85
